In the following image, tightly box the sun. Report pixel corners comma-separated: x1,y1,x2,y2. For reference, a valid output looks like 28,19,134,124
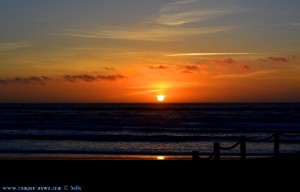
157,156,165,160
157,95,165,102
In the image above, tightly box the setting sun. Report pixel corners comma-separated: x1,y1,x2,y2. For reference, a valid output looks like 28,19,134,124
157,95,165,102
157,156,165,160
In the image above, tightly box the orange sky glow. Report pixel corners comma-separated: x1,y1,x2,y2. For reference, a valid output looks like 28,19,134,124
1,0,300,103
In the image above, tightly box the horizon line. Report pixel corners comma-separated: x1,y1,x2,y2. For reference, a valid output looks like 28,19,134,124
0,102,299,104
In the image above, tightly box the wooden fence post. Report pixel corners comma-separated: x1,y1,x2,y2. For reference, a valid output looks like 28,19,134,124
240,136,246,161
214,143,220,161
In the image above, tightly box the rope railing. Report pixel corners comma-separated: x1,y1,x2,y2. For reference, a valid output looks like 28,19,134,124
202,153,214,160
192,151,214,160
279,133,300,138
246,134,275,143
192,132,299,160
217,136,246,160
220,141,241,151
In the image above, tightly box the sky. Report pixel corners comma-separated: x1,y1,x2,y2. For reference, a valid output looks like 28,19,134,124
0,0,300,103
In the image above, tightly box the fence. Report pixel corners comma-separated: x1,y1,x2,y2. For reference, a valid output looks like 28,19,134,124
192,132,300,160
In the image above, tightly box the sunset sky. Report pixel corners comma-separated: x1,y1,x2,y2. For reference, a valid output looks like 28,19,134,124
0,0,300,103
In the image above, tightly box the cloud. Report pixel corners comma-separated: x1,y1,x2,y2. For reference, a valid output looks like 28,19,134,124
64,74,127,83
167,53,262,56
185,64,201,71
104,67,115,70
179,64,210,75
215,71,274,79
58,0,236,42
148,65,170,70
0,76,51,85
0,42,31,52
156,0,232,26
147,63,205,74
61,26,228,42
64,74,96,82
224,58,235,64
261,56,298,63
267,57,289,62
243,65,251,70
210,58,236,64
157,10,231,26
180,69,196,74
290,55,298,61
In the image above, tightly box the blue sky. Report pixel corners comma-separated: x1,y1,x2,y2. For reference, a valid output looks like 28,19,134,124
1,0,299,52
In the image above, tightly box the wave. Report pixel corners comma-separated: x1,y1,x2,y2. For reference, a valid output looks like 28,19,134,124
1,103,299,155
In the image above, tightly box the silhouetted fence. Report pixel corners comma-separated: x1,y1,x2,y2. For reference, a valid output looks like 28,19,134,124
193,132,300,160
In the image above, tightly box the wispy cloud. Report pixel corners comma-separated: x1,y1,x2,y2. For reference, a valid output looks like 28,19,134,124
0,76,51,85
104,67,115,71
168,0,198,6
148,65,170,70
156,0,233,26
185,64,201,71
59,0,234,42
214,71,275,79
167,53,262,56
0,42,31,52
267,57,289,63
210,58,236,64
291,23,300,26
64,74,127,83
243,65,251,70
0,74,128,85
156,10,231,26
260,55,298,63
180,70,196,74
147,63,208,75
61,26,228,42
179,64,203,74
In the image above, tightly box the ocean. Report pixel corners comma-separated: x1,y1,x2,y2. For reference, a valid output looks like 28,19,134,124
0,103,299,158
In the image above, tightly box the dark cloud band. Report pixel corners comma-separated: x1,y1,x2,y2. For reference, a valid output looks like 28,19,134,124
64,74,127,82
0,76,51,85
